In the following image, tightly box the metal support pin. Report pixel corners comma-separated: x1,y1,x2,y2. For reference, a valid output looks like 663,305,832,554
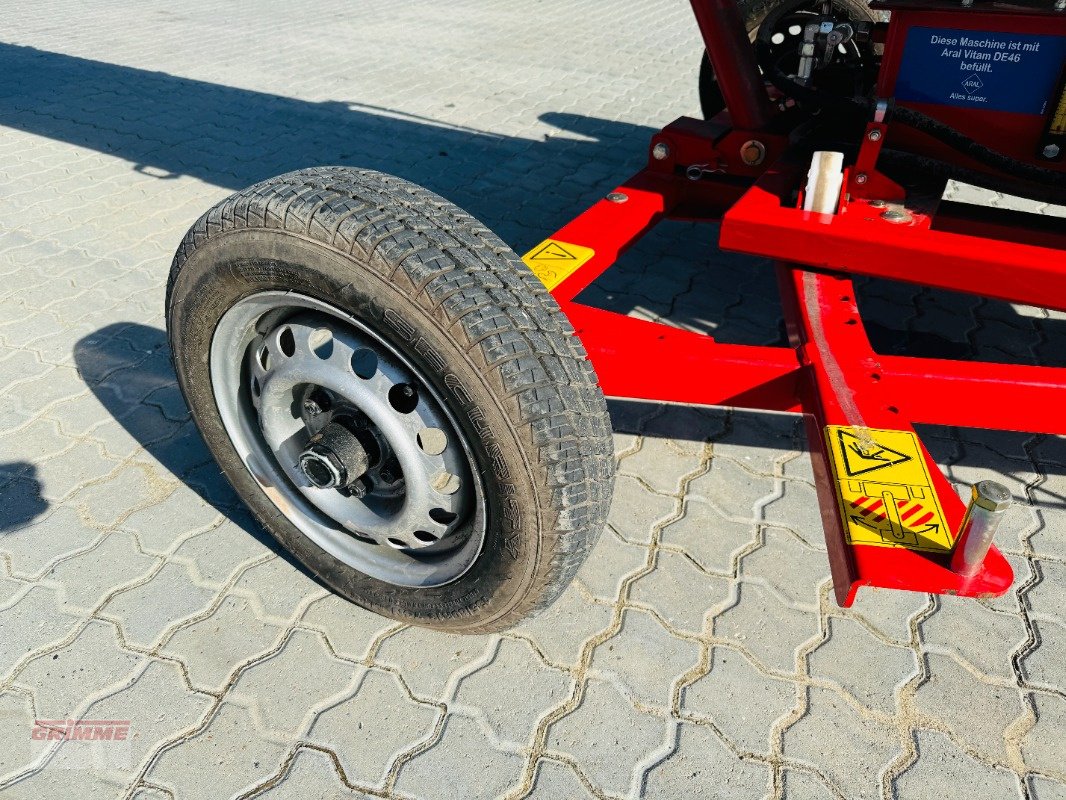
950,480,1012,577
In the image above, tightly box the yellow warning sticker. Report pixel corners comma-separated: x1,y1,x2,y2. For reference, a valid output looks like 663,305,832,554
521,239,595,291
825,426,953,552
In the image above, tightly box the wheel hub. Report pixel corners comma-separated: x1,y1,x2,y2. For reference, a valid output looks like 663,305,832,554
209,292,486,588
298,420,371,490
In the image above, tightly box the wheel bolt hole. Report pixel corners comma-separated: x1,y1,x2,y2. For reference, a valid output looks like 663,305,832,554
429,508,457,525
417,428,448,456
413,530,439,543
279,328,296,357
351,349,377,379
388,383,419,414
432,471,461,495
387,537,408,549
309,328,334,359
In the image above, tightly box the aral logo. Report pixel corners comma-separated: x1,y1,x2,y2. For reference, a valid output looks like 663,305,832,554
961,75,984,91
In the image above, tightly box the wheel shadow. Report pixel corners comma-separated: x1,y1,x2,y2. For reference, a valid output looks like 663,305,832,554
71,323,307,566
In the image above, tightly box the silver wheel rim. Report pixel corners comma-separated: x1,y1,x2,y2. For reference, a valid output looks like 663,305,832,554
210,291,485,588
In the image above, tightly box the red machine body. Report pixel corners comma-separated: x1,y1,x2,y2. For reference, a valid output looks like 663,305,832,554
876,0,1066,170
524,0,1066,606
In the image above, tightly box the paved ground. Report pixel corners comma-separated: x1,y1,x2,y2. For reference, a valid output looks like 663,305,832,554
0,1,1064,798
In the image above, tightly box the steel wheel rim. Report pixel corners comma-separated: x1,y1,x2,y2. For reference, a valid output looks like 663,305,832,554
210,291,485,588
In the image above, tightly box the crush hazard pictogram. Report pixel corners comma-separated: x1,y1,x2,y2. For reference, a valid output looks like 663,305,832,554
837,428,912,476
521,239,595,291
825,426,953,552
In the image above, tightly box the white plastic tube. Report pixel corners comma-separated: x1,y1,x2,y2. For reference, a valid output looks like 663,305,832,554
803,151,845,215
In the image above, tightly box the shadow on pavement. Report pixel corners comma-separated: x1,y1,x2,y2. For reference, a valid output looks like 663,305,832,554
71,323,307,565
0,463,47,532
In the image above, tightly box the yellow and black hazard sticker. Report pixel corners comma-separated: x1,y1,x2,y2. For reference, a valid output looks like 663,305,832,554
521,239,595,291
824,426,953,553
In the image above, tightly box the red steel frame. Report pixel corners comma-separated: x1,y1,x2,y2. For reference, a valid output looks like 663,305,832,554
537,0,1066,606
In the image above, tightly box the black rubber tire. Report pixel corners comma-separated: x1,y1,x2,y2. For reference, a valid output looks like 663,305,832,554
698,0,876,119
166,166,615,633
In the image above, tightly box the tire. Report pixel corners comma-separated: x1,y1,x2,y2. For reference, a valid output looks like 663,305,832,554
698,0,876,119
166,166,615,633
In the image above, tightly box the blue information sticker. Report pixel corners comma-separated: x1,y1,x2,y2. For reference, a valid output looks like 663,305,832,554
893,27,1066,115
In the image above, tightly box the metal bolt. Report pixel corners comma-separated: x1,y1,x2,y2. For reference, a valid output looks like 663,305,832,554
1042,143,1061,159
868,199,888,208
881,207,912,223
606,192,628,203
950,481,1012,577
303,398,324,417
652,142,670,161
740,140,766,166
867,129,882,142
1055,0,1064,10
854,173,868,185
961,0,973,6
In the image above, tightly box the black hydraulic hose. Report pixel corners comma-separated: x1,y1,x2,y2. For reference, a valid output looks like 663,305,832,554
753,0,1066,189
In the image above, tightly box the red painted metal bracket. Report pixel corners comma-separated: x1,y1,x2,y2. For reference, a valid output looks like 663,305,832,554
520,131,1066,605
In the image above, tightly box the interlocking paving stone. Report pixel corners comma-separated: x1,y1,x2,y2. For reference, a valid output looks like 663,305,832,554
452,637,572,747
373,627,496,703
299,594,399,663
43,529,158,613
0,1,1063,796
606,473,679,546
643,721,771,799
308,667,439,788
629,549,732,635
509,583,614,669
891,728,1021,800
782,685,898,798
0,584,83,681
682,646,796,756
158,594,285,693
589,608,698,711
395,713,525,800
1031,777,1066,800
919,596,1029,681
1020,619,1066,694
523,757,598,799
1021,692,1066,781
230,628,360,739
688,456,776,521
912,653,1026,766
100,561,217,650
808,617,917,714
546,677,671,798
13,620,144,721
713,582,820,674
659,497,756,575
251,747,373,799
146,701,290,799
